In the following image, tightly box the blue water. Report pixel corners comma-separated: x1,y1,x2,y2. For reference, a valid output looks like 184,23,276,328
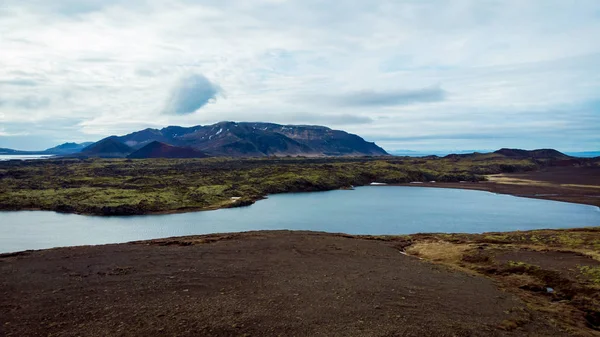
0,154,54,161
1,186,598,253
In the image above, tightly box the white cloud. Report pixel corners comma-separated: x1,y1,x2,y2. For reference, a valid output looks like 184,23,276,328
0,0,599,151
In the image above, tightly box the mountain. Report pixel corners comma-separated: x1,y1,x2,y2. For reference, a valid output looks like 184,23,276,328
0,142,93,156
127,141,209,159
90,122,387,157
80,137,133,158
493,148,571,159
390,149,490,157
0,148,23,155
44,142,94,155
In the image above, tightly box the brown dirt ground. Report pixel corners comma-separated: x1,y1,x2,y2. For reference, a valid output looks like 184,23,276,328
398,229,600,335
0,231,571,337
494,250,600,282
396,166,600,207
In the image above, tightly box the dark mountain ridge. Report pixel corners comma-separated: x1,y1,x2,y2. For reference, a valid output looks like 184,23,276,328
80,137,133,158
0,142,93,155
127,141,209,159
44,142,94,154
493,148,572,159
89,121,388,157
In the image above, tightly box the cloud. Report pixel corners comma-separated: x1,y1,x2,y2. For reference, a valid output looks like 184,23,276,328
163,74,222,115
0,128,30,137
0,96,50,109
245,112,374,125
0,0,599,151
0,79,38,86
301,113,373,125
322,86,446,107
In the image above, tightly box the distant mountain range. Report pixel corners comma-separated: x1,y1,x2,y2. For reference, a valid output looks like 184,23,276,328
72,122,389,158
2,124,598,160
0,142,93,156
389,150,489,157
390,149,600,159
493,148,571,159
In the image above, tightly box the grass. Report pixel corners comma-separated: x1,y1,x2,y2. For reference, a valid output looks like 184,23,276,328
386,228,600,334
580,266,600,285
0,155,538,215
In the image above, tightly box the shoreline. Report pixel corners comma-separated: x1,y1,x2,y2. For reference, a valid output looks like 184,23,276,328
2,180,598,217
391,180,600,208
3,155,598,216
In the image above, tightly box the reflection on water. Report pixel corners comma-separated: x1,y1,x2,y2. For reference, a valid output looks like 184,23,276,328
1,186,599,253
0,155,54,161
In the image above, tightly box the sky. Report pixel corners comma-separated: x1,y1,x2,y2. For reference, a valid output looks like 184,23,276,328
1,0,599,152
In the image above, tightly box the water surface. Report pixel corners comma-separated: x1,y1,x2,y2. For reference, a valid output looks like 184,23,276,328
1,186,598,253
0,155,54,161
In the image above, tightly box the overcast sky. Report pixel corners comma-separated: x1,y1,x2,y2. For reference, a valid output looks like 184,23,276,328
1,0,599,151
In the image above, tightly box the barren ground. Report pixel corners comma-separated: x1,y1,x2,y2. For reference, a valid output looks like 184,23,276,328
397,167,600,207
2,230,600,336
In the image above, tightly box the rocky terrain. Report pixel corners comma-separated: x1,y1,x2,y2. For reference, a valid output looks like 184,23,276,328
127,141,209,159
1,229,599,336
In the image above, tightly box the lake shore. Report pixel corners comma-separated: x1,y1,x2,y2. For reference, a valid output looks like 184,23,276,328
1,157,599,216
394,181,600,208
2,228,599,336
392,166,600,208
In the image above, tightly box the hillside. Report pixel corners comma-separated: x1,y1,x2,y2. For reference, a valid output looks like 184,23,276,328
44,142,94,155
0,148,22,155
80,137,132,158
0,142,93,156
89,122,388,157
494,148,572,159
127,141,209,159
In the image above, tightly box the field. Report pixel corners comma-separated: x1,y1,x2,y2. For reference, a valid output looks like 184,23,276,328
2,228,600,336
0,154,573,215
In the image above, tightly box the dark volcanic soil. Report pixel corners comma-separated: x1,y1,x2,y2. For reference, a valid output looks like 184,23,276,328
0,231,569,337
397,167,600,207
494,249,600,281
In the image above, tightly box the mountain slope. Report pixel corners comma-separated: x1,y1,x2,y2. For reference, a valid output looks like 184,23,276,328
98,121,387,157
0,148,23,155
80,137,133,158
44,142,94,155
127,141,209,159
494,148,571,159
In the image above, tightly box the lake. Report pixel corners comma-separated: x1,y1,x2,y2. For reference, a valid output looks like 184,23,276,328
1,186,599,253
0,155,54,161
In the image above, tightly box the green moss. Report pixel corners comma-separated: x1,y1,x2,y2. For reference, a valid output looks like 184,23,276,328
0,155,541,215
506,261,528,268
483,235,510,243
579,266,600,284
557,234,585,248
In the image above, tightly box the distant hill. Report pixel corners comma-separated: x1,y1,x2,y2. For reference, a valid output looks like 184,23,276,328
44,142,94,155
86,122,388,158
80,137,133,158
0,142,93,155
493,148,571,159
390,150,488,157
127,141,209,159
0,148,23,155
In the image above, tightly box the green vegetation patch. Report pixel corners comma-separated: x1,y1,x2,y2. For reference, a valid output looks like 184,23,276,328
0,156,539,215
580,266,600,285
